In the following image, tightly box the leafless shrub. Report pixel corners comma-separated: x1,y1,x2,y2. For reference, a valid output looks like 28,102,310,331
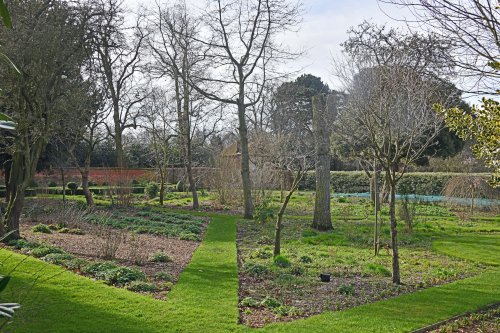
397,197,417,232
443,175,500,215
94,213,125,260
126,234,148,266
210,154,243,207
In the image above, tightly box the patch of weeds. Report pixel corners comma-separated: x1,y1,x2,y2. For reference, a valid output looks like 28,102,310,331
162,281,174,290
364,263,391,277
63,258,88,270
150,251,172,263
338,284,355,295
250,248,272,259
289,266,304,276
82,262,118,279
31,246,66,258
58,228,70,234
126,281,158,292
68,228,84,235
243,262,269,277
273,255,291,268
240,297,259,308
32,223,52,234
47,224,59,231
257,235,273,245
104,267,146,285
154,271,174,282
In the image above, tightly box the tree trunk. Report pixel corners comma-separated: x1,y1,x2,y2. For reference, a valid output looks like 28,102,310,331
373,160,379,256
114,102,124,169
238,96,253,219
312,94,332,231
388,177,401,284
61,167,66,204
81,170,94,207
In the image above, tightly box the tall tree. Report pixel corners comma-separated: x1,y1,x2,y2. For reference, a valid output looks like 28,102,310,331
187,0,301,218
334,22,455,284
91,0,146,168
0,0,93,238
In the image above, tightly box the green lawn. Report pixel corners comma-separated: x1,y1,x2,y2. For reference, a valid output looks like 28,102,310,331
1,209,499,332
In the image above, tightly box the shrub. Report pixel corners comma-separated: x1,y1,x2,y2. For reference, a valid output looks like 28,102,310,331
48,181,58,187
66,182,78,194
31,246,66,258
150,251,172,263
105,267,145,285
254,199,275,224
154,271,174,282
126,281,158,292
260,296,282,309
243,263,269,277
240,297,259,307
338,284,355,295
273,255,291,268
31,223,51,234
145,182,160,199
82,262,118,279
28,179,39,188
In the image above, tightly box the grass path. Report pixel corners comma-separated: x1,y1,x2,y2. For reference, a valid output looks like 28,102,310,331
0,213,499,332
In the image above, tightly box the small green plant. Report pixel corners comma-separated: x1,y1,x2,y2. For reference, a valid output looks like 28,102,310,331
47,224,59,231
273,255,291,268
260,296,282,309
154,271,173,282
299,255,313,264
68,228,84,235
31,224,51,234
58,228,70,234
150,251,172,263
338,284,355,295
301,229,318,238
145,182,160,199
105,267,145,285
250,248,272,259
31,246,66,258
48,181,58,187
272,305,300,317
240,297,259,308
126,281,158,292
257,235,273,245
163,281,174,290
243,263,269,277
42,253,74,264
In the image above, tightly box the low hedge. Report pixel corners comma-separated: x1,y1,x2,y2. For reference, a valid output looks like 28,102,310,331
299,172,491,195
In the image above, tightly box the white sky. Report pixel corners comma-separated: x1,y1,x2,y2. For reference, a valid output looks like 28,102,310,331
126,0,411,88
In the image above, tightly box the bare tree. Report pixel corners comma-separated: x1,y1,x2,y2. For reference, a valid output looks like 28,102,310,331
333,22,455,284
142,88,176,205
146,1,223,209
91,0,147,168
186,0,302,218
379,0,500,94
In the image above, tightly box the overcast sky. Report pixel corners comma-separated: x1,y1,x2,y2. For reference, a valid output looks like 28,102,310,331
125,0,411,88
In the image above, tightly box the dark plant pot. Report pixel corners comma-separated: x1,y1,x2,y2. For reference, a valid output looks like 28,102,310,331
320,274,331,282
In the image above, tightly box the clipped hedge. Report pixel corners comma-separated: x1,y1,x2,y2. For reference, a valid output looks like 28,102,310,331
299,171,491,195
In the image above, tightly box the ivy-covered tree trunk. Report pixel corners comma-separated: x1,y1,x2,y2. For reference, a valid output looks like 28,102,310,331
312,94,332,230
